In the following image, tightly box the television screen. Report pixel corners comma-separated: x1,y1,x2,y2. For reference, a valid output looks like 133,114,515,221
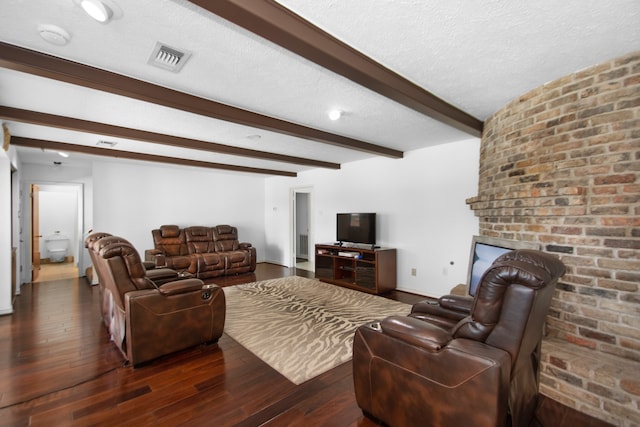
336,213,376,246
466,236,540,297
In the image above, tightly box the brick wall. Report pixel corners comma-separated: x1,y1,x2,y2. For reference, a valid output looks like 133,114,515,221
467,51,640,425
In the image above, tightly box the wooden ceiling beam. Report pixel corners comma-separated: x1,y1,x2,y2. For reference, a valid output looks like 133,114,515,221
11,137,297,177
0,106,339,169
192,0,483,137
0,42,403,158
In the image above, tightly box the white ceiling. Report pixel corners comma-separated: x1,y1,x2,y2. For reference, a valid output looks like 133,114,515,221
1,0,638,175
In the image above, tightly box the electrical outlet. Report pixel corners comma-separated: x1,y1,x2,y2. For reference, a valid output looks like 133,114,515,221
411,268,417,276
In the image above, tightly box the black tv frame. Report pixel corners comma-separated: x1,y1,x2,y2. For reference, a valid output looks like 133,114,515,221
336,212,376,248
465,235,540,297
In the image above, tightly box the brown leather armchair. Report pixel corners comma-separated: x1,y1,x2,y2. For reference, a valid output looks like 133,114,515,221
185,226,225,279
148,225,195,274
212,225,256,274
97,240,225,366
352,250,565,427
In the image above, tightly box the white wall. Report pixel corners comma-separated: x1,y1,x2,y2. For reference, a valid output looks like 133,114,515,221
0,147,12,314
265,139,480,297
92,161,267,258
11,139,479,298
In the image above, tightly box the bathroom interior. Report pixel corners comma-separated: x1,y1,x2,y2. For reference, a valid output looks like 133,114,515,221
35,184,81,283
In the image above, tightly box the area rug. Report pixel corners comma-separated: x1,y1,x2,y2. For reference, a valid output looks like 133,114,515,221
223,276,411,384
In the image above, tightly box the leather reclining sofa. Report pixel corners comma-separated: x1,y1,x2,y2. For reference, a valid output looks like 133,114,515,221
146,224,256,279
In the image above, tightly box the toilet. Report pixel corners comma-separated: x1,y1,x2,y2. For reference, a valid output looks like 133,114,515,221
45,232,69,263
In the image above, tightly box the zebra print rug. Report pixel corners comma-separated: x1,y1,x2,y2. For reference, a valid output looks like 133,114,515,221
223,276,411,384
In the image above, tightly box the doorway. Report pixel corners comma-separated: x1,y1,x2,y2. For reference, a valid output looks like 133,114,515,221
292,188,313,272
27,182,83,283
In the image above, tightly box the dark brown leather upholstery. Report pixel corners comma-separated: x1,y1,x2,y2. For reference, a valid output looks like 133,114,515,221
87,233,181,329
148,224,256,278
185,226,225,279
353,250,565,427
212,225,256,274
98,239,225,366
85,232,113,326
409,294,473,329
149,225,194,273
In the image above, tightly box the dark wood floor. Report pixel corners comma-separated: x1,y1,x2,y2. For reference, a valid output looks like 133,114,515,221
0,263,608,427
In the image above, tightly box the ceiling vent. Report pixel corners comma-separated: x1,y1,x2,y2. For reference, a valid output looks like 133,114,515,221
148,42,191,73
96,140,118,147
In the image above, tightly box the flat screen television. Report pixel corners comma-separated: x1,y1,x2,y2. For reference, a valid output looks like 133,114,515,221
336,213,376,246
466,235,540,297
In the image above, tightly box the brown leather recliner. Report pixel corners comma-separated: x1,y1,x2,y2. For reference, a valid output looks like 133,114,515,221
185,226,225,279
212,225,256,274
88,233,183,328
148,225,195,274
352,250,566,427
97,240,225,366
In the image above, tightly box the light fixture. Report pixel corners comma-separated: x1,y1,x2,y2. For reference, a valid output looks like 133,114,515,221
58,151,69,158
328,109,342,121
80,0,112,23
37,24,71,46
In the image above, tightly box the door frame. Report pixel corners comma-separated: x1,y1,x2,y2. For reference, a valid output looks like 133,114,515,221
30,184,40,282
290,187,313,269
24,180,84,283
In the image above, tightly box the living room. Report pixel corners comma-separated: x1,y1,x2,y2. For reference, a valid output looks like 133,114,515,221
0,1,639,426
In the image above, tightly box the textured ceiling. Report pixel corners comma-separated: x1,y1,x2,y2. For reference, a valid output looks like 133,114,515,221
0,0,638,175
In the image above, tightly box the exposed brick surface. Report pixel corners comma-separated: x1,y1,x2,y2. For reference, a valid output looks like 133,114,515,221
470,51,640,426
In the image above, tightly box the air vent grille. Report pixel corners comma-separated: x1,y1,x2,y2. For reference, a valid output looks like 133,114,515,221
97,140,118,148
148,42,191,73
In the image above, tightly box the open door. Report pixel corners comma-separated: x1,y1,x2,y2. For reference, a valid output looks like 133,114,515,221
30,184,41,282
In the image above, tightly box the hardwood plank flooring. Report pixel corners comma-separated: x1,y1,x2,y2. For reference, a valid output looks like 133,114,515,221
0,263,608,426
0,264,378,427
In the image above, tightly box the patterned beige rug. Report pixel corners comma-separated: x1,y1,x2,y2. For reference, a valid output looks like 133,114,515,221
223,276,411,384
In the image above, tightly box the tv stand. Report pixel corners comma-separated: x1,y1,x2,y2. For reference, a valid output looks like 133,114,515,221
315,244,397,294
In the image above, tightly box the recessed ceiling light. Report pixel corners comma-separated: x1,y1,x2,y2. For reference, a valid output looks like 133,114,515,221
37,24,71,46
328,109,342,121
80,0,112,22
58,151,69,158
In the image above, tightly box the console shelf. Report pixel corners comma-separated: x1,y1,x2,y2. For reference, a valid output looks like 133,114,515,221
314,244,397,294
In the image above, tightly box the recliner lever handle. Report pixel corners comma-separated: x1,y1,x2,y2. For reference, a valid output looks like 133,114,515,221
201,283,217,300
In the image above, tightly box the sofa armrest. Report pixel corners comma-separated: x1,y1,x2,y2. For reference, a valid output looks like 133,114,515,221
157,278,206,296
409,302,467,330
145,248,161,259
239,242,252,249
142,261,156,270
439,294,473,313
381,315,452,351
145,250,167,267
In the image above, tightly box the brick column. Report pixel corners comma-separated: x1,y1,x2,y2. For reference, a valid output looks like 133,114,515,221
468,51,640,425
